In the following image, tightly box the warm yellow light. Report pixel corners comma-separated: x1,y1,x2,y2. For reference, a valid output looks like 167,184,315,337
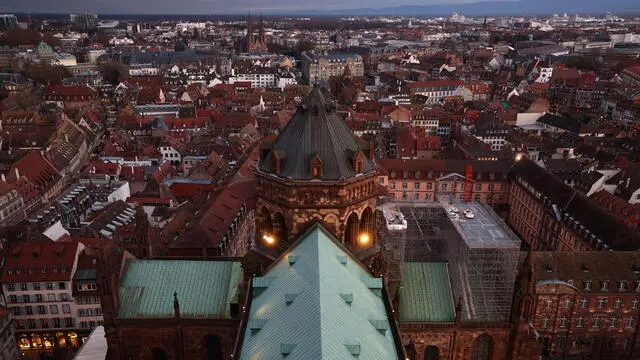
515,153,523,161
358,233,370,245
262,234,275,245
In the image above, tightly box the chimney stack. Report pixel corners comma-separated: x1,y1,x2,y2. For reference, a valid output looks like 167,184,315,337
1,174,5,182
14,168,19,180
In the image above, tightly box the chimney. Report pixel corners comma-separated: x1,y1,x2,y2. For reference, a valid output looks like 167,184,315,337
14,168,19,180
1,174,5,182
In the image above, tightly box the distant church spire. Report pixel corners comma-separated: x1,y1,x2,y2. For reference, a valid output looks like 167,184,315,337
246,10,268,54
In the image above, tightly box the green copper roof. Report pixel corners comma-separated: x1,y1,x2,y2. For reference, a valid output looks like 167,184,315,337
399,262,455,322
117,259,242,319
240,224,401,360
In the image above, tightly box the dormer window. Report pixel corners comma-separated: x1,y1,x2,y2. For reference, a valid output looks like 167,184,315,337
602,281,610,291
351,151,364,174
310,154,323,179
584,281,592,291
618,281,628,292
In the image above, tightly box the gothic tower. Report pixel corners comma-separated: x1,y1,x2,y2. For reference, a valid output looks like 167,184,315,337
255,87,378,259
246,13,268,54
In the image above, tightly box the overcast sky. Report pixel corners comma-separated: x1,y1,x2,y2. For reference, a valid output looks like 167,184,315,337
1,0,495,14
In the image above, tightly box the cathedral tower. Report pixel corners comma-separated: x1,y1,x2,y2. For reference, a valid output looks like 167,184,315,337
255,87,378,258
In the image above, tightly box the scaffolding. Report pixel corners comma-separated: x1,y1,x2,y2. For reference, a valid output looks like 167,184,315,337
379,201,521,323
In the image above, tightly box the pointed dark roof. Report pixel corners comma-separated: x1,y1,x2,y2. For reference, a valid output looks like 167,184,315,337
259,87,374,180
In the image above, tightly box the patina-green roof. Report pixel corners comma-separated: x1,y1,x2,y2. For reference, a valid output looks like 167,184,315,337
399,262,455,322
117,259,242,319
239,224,401,360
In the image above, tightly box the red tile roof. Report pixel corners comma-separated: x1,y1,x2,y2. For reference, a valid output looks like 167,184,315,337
0,241,79,283
8,151,60,188
408,80,464,88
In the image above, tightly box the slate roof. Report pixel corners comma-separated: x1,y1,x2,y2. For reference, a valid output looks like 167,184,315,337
259,87,374,180
239,224,402,360
117,259,242,319
399,262,455,322
537,113,581,133
512,158,640,250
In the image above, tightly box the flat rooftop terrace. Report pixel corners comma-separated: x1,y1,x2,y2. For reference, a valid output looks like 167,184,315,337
447,202,520,249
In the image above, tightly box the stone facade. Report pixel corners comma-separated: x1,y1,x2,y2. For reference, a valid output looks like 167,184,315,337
255,171,378,254
400,323,516,360
106,320,237,360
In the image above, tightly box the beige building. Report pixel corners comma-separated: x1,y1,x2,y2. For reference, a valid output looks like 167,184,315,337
301,52,364,85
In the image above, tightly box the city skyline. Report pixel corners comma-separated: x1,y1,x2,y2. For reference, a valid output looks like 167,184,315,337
2,0,639,15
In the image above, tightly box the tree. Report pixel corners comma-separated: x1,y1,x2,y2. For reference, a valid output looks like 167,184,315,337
99,62,124,86
25,63,70,85
294,40,315,56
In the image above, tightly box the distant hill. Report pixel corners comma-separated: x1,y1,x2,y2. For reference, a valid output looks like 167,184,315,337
297,0,640,16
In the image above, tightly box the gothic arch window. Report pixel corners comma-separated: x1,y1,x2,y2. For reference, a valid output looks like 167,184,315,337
273,213,288,247
152,348,167,360
472,334,493,360
424,346,440,360
360,207,375,248
259,207,273,238
205,336,222,360
345,212,360,248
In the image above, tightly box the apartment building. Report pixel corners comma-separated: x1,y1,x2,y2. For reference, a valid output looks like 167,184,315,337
301,52,364,85
377,159,510,205
0,307,19,359
515,252,640,359
0,241,92,353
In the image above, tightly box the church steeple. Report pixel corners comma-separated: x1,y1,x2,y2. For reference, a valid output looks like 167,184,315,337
258,12,265,44
246,13,253,48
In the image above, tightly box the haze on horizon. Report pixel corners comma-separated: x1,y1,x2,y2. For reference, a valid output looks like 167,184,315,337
1,0,517,15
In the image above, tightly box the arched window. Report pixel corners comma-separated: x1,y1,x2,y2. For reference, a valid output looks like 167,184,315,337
345,212,360,248
152,348,167,360
472,334,493,360
359,207,375,248
258,207,273,239
205,336,222,360
424,346,440,360
273,213,288,247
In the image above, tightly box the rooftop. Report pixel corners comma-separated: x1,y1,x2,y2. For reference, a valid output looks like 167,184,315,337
399,262,455,322
238,224,402,360
259,87,375,180
447,202,521,249
117,259,242,319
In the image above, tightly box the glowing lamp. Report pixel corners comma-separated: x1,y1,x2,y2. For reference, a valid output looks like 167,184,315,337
262,234,275,245
358,233,370,245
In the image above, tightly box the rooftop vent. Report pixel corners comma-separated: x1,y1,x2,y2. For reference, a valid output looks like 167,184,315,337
337,255,348,265
248,319,268,335
340,292,354,305
253,277,273,297
581,263,589,272
369,320,388,335
285,293,298,306
288,255,297,266
345,343,361,356
280,343,296,357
